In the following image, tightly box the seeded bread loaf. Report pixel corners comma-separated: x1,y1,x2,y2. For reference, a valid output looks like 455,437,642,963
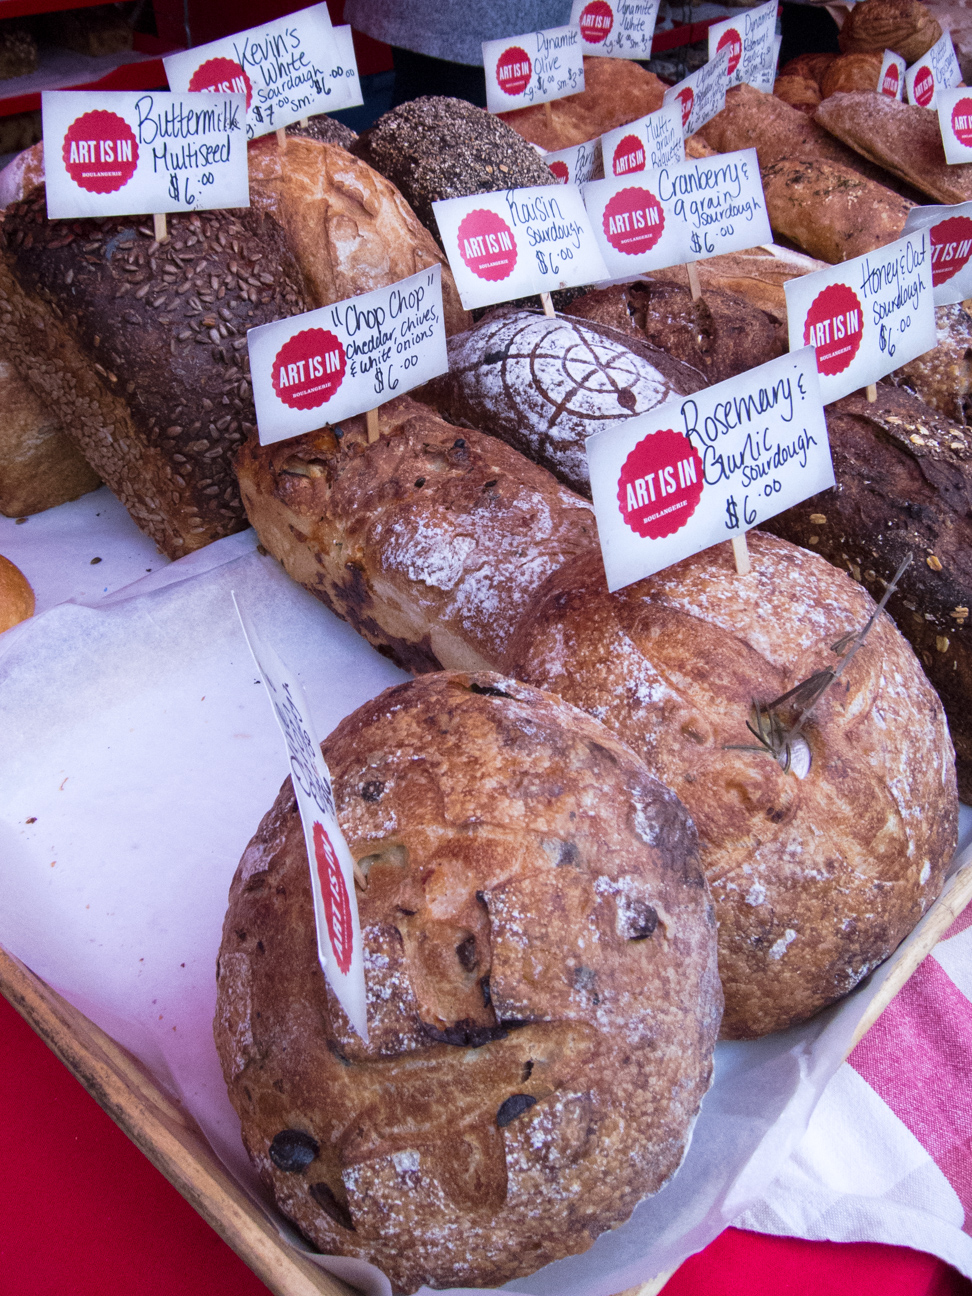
762,384,972,799
234,395,596,673
890,302,972,425
418,309,705,497
0,197,306,557
504,531,958,1038
216,670,721,1292
286,113,357,150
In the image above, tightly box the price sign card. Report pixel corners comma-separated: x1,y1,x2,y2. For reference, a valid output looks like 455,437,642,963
545,136,602,185
784,231,936,404
937,86,972,163
569,0,659,59
248,266,448,446
583,148,770,278
42,90,248,219
587,349,832,592
903,200,972,303
663,46,731,137
233,595,368,1040
602,101,684,178
164,3,353,140
905,31,961,109
879,49,906,99
330,25,365,110
483,27,584,113
433,185,608,310
707,0,778,93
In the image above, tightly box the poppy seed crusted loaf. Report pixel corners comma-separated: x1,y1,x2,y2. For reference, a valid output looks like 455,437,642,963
215,671,722,1292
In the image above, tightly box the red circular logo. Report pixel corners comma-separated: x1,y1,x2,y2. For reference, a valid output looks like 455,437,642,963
618,428,703,540
929,214,972,286
603,186,665,256
549,159,570,183
675,86,695,129
188,56,253,110
457,208,518,281
612,133,647,176
881,63,900,96
803,282,864,376
62,111,138,194
912,64,934,106
496,45,532,96
272,328,346,410
579,0,614,44
313,822,353,976
717,27,743,76
950,96,972,147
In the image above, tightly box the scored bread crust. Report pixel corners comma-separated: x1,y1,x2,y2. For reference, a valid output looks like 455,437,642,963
215,671,722,1292
505,531,958,1039
246,134,471,336
234,395,595,673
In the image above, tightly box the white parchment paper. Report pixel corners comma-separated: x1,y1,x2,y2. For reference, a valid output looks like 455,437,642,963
1,529,969,1296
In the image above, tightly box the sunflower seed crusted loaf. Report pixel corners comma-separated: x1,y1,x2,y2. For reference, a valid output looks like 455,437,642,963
215,671,722,1292
0,196,306,557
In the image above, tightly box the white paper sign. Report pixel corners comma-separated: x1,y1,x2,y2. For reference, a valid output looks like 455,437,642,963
433,185,608,310
163,3,352,140
936,85,972,163
569,0,660,59
583,148,770,278
544,136,602,185
879,49,906,99
905,31,961,109
42,90,248,219
707,0,778,92
784,231,936,404
330,25,364,110
903,200,972,303
601,101,685,179
587,349,833,592
663,46,731,137
232,594,368,1041
248,265,448,446
483,26,584,113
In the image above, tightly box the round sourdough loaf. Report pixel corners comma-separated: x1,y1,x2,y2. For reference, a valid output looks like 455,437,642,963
215,672,722,1292
505,532,958,1038
839,0,941,64
820,52,883,98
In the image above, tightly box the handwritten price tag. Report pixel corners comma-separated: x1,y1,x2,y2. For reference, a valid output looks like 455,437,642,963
233,594,368,1041
903,200,972,303
784,231,936,403
164,2,353,140
433,184,608,310
583,148,770,278
601,101,684,178
707,0,778,93
569,0,659,59
905,31,961,109
587,349,833,591
663,46,731,137
483,27,584,113
248,266,448,446
544,137,602,185
42,90,248,219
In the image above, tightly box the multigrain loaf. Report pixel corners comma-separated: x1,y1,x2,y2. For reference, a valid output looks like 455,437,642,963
890,302,972,425
234,395,596,673
763,384,972,798
504,531,958,1038
0,196,307,557
215,671,722,1292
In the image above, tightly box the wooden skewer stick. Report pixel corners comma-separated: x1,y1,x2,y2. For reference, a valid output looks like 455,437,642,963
544,100,554,130
732,533,751,575
540,291,556,318
276,127,287,148
299,117,309,127
366,408,380,444
866,383,877,402
686,261,702,301
153,213,167,243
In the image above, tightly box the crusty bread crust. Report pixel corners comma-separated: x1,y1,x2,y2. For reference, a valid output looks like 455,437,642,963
215,671,721,1291
505,531,958,1038
234,395,596,672
839,0,941,64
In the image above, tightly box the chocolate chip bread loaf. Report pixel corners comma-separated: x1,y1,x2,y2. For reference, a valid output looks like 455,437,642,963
216,671,721,1291
1,196,306,557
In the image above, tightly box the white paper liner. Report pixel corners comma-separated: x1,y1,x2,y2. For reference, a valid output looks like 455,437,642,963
1,529,970,1296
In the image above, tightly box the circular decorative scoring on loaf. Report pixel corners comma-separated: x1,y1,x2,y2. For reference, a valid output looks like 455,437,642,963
214,671,722,1293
